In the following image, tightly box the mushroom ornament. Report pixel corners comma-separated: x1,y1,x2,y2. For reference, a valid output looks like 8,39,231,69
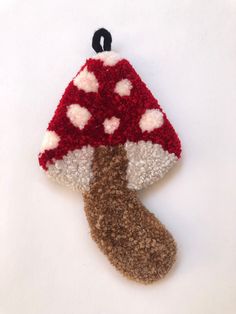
39,29,181,284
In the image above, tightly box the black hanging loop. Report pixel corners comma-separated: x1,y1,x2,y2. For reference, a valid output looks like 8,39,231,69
92,28,112,53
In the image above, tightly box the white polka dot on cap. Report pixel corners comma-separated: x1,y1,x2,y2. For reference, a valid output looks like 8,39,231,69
67,104,92,130
139,109,164,132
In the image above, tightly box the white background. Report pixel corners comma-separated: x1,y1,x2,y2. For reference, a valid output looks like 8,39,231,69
0,0,236,313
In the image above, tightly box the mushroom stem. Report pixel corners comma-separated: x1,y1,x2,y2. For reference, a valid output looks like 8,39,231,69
83,145,177,284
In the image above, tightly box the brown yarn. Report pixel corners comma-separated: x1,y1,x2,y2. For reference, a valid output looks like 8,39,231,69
83,145,176,284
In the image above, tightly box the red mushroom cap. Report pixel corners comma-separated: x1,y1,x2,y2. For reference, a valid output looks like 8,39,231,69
39,51,181,191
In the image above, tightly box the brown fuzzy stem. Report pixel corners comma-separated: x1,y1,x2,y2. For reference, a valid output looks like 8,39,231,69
83,145,176,284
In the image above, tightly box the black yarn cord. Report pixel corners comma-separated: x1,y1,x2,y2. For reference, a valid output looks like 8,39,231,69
92,28,112,53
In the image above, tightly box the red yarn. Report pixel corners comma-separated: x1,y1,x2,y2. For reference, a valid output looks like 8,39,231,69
39,57,181,170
